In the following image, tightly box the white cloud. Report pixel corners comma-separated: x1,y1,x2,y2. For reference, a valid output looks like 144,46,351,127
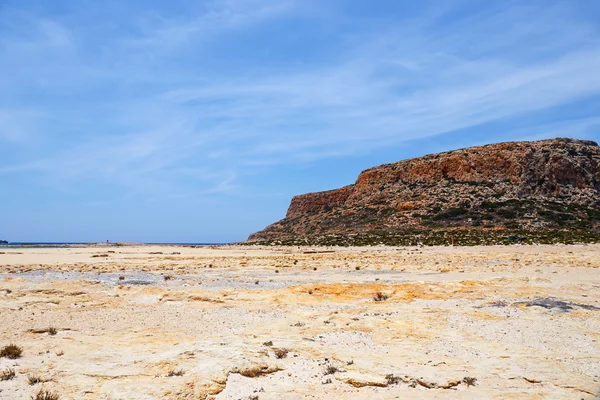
1,0,599,198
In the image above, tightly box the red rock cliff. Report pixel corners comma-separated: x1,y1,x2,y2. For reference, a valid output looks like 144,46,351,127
286,186,355,219
249,138,600,241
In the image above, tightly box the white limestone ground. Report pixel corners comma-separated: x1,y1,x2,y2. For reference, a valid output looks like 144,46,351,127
0,244,598,399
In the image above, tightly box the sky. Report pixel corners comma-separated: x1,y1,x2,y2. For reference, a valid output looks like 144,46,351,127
1,0,600,243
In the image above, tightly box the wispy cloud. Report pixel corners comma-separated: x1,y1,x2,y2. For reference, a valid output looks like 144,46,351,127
1,0,599,200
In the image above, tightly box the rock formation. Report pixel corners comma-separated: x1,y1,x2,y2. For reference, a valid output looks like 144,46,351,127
249,138,600,245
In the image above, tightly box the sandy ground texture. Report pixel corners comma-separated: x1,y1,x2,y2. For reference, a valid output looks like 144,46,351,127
0,244,599,400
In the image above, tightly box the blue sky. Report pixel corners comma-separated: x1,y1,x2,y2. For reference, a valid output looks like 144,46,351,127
1,0,600,243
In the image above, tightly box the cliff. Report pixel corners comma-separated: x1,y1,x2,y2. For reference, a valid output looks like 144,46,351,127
249,138,600,245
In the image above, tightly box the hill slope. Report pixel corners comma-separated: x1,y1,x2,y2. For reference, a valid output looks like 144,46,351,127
249,138,600,245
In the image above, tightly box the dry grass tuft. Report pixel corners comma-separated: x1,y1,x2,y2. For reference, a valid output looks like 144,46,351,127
373,292,389,302
462,376,477,386
0,344,22,359
273,348,289,359
31,390,59,400
323,365,339,375
167,368,185,377
0,368,15,381
385,374,401,385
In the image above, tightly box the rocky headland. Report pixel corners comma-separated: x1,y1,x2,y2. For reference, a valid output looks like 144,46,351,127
249,138,600,245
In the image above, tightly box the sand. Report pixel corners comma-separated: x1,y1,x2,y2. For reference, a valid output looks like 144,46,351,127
0,244,599,399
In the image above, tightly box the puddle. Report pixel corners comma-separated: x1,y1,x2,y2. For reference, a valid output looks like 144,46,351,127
0,270,165,286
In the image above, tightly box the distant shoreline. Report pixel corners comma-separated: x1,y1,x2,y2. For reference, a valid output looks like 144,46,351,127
0,242,229,248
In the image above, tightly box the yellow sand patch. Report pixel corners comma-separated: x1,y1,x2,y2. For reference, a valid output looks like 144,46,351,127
284,281,493,303
469,311,505,321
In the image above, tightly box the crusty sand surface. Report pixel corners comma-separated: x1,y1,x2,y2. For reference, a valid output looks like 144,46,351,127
0,244,599,399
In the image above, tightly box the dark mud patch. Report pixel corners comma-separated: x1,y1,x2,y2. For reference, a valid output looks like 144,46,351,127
485,297,600,312
515,297,600,311
487,300,509,307
481,297,599,312
120,280,154,286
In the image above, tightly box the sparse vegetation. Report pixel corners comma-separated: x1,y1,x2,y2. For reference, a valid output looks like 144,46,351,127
432,207,469,220
31,390,59,400
0,368,15,381
248,227,600,247
28,374,42,385
167,368,185,377
462,376,477,386
323,365,339,375
48,327,57,336
373,292,389,302
273,348,289,359
0,344,22,359
385,374,401,385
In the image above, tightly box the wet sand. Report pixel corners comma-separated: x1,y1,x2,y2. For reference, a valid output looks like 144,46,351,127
0,244,599,399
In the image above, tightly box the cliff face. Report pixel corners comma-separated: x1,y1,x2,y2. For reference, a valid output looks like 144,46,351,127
249,138,600,243
286,185,355,219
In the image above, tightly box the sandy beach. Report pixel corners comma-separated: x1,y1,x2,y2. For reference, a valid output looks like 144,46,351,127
0,244,599,399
